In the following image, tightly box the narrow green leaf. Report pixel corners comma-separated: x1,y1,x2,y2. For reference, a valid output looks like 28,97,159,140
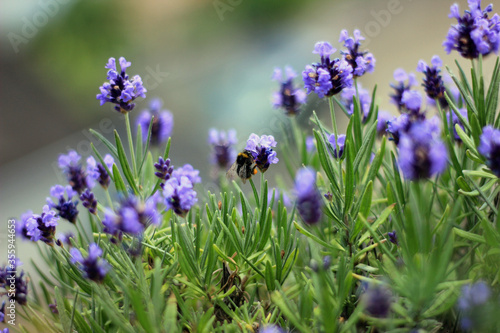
453,228,486,244
89,129,118,158
293,221,345,251
114,130,139,195
112,164,127,194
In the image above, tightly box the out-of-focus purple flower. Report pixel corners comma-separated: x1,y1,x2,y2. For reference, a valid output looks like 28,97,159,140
80,189,97,215
102,196,161,237
417,55,447,108
387,114,411,145
443,1,500,59
70,243,110,282
87,155,114,189
268,188,292,208
401,90,423,116
388,230,398,245
25,205,59,245
323,255,332,270
340,84,372,120
172,164,202,184
163,176,198,217
96,57,147,113
362,283,392,318
136,98,173,145
306,136,316,153
303,41,353,99
377,111,393,136
15,210,33,240
58,150,89,194
245,134,279,172
272,66,307,116
154,157,174,183
208,128,237,170
479,125,500,176
447,108,468,141
46,185,79,223
339,29,376,77
295,167,323,224
56,231,74,247
0,260,28,305
389,69,418,112
457,281,491,330
328,134,346,159
398,120,448,180
260,325,286,333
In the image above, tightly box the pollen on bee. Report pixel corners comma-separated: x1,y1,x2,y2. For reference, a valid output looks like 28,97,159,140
252,168,258,175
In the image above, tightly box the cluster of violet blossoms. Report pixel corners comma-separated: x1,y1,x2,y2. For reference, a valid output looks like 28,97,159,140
294,167,323,224
154,160,201,217
302,30,374,100
245,134,279,172
136,98,174,146
208,128,237,171
96,57,147,113
272,66,307,116
0,259,28,306
443,0,500,59
385,60,450,180
70,243,110,282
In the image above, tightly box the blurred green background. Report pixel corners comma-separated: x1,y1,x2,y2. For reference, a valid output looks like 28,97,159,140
0,0,497,293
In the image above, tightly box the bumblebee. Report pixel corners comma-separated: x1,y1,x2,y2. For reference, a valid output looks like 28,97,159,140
226,150,257,183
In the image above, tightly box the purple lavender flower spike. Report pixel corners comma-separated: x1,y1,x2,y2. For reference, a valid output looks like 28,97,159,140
163,176,198,217
58,150,89,194
398,119,448,180
46,185,79,223
87,155,114,189
443,1,500,58
417,55,447,108
479,125,500,176
208,128,237,170
80,189,98,215
0,260,28,305
340,84,372,120
102,195,161,237
388,230,398,245
136,98,174,145
272,66,307,116
295,167,323,224
303,42,353,98
70,243,110,282
390,69,418,112
362,283,392,318
96,57,147,113
172,164,202,184
154,156,174,183
245,134,279,172
328,134,346,159
25,205,59,245
339,29,376,77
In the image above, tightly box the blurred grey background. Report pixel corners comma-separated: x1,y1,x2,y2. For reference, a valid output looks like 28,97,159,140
0,0,497,281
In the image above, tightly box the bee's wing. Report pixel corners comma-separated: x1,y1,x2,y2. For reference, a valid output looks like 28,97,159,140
226,162,239,182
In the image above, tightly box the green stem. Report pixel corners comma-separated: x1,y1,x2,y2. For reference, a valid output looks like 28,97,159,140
124,112,137,177
104,187,114,210
328,96,343,189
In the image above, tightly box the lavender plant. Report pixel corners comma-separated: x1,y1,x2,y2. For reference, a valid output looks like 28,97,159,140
3,1,500,332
